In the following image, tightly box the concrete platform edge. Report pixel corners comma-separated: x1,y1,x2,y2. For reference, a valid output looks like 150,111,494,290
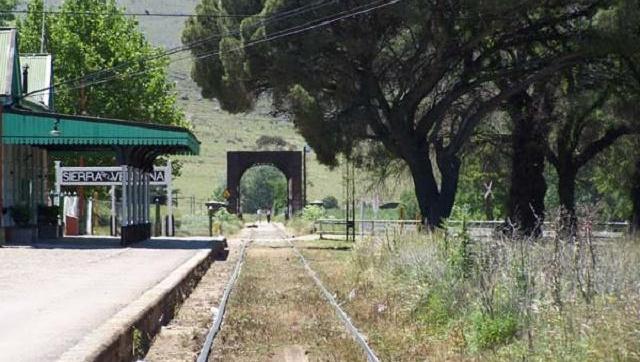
58,238,227,362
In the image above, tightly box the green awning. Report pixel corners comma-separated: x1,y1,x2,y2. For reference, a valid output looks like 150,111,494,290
1,109,200,155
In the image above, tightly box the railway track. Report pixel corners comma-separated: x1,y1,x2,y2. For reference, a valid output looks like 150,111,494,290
196,224,379,361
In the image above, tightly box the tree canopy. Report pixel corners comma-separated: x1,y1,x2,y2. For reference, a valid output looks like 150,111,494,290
185,0,617,227
0,0,16,26
17,0,187,128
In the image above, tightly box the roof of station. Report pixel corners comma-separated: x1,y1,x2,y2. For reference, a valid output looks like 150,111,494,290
20,54,53,109
2,108,200,155
0,29,20,100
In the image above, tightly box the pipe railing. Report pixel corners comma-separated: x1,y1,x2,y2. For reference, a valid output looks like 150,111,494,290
314,219,630,238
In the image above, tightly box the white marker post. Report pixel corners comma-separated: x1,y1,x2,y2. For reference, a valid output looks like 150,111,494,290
166,160,173,236
110,185,116,236
121,165,128,228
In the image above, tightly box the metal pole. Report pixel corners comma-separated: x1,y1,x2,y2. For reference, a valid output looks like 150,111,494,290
352,162,356,241
110,185,116,236
166,160,173,236
128,166,133,226
39,4,45,53
303,146,307,206
54,161,61,207
131,167,139,225
144,173,149,224
121,165,128,228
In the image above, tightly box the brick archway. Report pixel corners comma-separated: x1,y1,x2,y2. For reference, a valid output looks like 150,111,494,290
227,151,303,218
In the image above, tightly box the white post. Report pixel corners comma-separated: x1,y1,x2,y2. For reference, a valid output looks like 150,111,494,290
110,185,116,236
121,165,128,227
143,173,148,223
145,173,150,223
54,161,62,207
134,168,139,225
138,169,143,224
86,198,93,235
132,167,137,225
129,167,134,225
166,160,173,236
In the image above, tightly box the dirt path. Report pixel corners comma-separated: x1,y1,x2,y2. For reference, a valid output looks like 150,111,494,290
210,223,365,361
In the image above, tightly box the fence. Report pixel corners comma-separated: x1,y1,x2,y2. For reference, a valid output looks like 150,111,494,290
314,219,631,239
314,219,421,238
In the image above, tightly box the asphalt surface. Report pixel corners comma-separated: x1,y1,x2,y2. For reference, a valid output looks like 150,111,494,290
0,237,215,362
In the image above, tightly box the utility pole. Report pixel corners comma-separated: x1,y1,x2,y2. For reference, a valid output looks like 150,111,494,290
40,6,45,53
302,146,307,206
344,157,356,241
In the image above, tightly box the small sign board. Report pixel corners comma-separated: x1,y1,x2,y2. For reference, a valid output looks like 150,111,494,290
222,189,231,200
59,166,169,186
152,195,167,205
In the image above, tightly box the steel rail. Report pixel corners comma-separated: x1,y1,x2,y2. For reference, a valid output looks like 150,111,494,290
279,229,380,362
196,238,249,362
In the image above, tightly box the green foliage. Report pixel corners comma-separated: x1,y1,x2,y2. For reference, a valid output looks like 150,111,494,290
451,221,473,279
467,308,519,351
322,195,339,209
301,205,324,221
213,208,243,235
413,286,458,329
399,190,420,220
240,166,286,213
17,0,186,128
212,208,236,223
455,138,509,220
131,327,145,359
0,0,16,26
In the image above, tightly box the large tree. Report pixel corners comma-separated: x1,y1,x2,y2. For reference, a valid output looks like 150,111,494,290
17,0,186,127
503,81,555,236
185,0,611,227
545,63,635,233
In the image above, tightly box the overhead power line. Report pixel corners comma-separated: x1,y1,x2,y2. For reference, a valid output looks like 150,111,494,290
2,9,265,18
56,0,404,94
19,0,337,98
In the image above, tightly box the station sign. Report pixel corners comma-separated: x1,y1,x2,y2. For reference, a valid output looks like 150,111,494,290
59,167,169,186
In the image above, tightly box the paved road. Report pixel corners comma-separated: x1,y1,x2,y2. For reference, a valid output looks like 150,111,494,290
0,237,214,362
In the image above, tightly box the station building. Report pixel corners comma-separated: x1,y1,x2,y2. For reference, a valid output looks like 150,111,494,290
0,28,199,244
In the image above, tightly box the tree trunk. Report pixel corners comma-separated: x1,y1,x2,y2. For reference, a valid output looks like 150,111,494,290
507,94,548,237
632,157,640,234
557,165,578,236
405,152,460,228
